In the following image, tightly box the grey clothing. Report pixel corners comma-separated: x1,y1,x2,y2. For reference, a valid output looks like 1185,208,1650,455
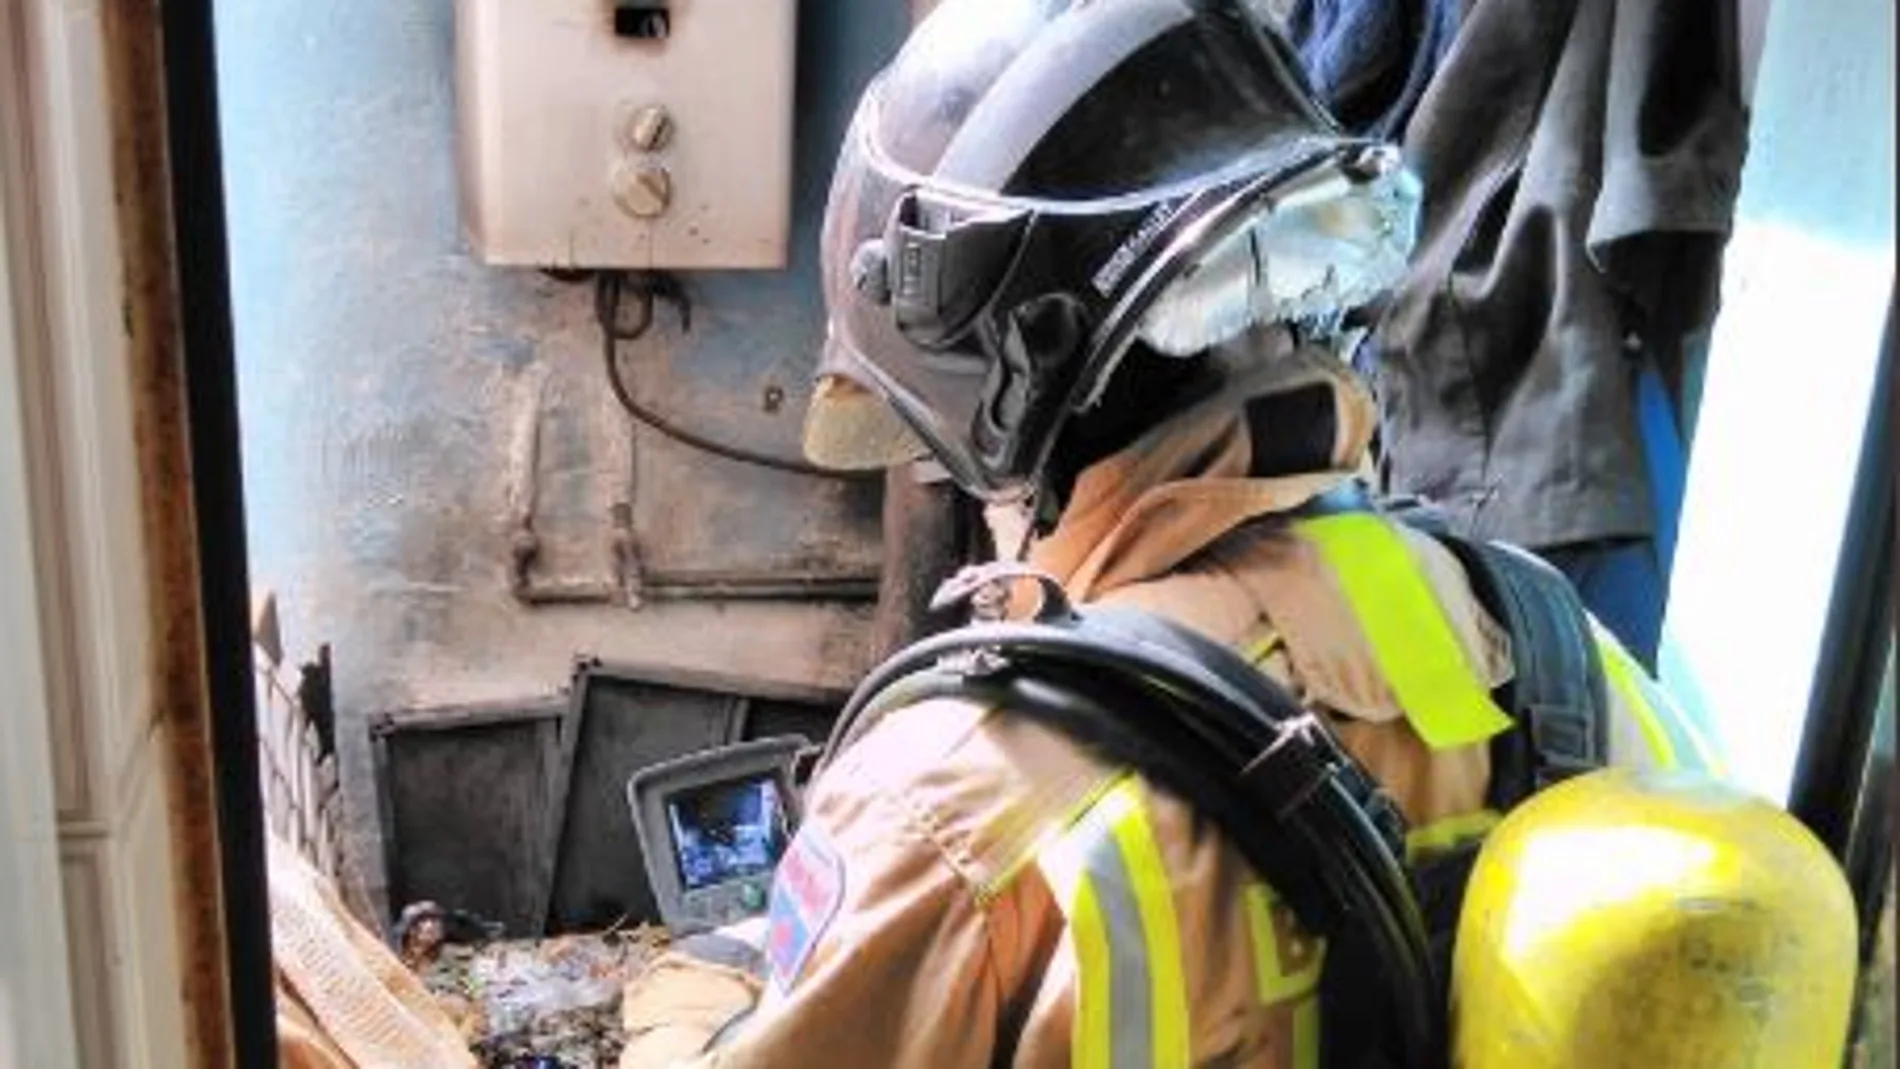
1366,0,1747,548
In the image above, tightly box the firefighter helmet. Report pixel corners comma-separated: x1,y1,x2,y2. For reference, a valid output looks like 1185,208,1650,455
804,0,1419,501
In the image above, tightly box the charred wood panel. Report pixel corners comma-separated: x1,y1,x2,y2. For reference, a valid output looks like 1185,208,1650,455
370,700,566,937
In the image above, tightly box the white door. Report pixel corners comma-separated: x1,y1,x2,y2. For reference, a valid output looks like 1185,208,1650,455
0,1,196,1065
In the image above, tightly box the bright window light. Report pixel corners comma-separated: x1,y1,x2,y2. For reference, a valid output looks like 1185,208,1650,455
1660,0,1894,805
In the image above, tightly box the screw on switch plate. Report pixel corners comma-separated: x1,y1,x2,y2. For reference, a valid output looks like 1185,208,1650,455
612,160,673,219
621,104,674,154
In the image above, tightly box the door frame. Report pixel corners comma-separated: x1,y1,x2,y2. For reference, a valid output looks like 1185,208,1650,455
0,3,82,1062
154,0,279,1059
4,0,274,1063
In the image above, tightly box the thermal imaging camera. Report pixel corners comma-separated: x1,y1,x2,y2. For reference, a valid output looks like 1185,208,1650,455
626,736,808,934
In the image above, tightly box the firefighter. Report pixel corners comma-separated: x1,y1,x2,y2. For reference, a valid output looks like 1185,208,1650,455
616,2,1852,1066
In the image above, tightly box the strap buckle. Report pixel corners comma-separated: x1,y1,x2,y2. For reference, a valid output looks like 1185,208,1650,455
1528,702,1599,789
1239,713,1334,821
930,562,1076,624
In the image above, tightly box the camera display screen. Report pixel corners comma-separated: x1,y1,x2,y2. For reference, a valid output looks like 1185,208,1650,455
667,775,791,892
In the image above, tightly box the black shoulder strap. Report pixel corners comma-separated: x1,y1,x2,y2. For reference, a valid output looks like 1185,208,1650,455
826,533,1604,1069
1315,517,1618,1069
1370,497,1614,805
1429,533,1611,808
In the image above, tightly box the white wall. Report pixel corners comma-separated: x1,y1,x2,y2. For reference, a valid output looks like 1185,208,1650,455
210,0,906,917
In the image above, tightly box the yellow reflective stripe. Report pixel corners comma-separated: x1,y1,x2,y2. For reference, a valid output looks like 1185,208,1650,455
1244,887,1274,1003
1104,782,1191,1069
1244,881,1323,1069
1040,800,1117,1069
1597,633,1679,769
1038,777,1192,1069
1242,629,1284,666
1243,883,1325,1005
1634,659,1726,776
1296,515,1514,749
976,772,1124,907
1404,808,1502,860
1292,996,1321,1069
1591,624,1729,777
1070,880,1115,1069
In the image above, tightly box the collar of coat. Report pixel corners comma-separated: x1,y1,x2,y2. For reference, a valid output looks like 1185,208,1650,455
1029,335,1376,603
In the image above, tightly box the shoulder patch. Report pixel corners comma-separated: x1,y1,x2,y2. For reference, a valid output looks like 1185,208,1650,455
766,824,845,991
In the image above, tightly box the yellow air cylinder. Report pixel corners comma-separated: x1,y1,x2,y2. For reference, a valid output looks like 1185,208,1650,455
1452,767,1858,1069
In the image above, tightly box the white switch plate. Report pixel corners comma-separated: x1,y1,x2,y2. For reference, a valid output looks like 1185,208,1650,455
455,0,799,270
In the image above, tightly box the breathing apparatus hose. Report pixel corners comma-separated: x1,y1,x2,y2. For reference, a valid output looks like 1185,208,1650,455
824,609,1443,1069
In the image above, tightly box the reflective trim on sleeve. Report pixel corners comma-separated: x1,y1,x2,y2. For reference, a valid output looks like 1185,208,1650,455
1038,776,1192,1069
1108,793,1192,1066
976,772,1124,908
1592,623,1727,777
1068,876,1117,1069
1295,515,1515,750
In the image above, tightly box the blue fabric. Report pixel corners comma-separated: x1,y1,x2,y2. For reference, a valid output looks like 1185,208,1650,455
1543,538,1666,672
1637,357,1687,574
1279,0,1464,140
1542,361,1686,672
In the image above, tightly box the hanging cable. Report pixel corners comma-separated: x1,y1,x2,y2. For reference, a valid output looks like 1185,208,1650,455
595,271,878,480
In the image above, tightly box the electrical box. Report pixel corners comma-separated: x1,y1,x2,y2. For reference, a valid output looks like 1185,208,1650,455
454,0,799,270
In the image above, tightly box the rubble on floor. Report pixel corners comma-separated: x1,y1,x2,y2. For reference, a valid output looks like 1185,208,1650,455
420,927,671,1069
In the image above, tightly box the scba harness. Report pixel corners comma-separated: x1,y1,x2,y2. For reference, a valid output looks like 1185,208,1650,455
822,518,1608,1069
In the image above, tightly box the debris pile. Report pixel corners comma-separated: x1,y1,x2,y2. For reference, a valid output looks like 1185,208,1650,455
419,926,671,1069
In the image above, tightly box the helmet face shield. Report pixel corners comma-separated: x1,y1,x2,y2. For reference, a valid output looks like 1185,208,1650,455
806,0,1420,501
1134,156,1421,357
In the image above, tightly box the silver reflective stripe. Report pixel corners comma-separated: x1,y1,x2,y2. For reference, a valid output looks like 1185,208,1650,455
1038,777,1191,1069
1080,814,1156,1069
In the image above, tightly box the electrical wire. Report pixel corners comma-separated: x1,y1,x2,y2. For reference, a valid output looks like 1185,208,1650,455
594,271,879,480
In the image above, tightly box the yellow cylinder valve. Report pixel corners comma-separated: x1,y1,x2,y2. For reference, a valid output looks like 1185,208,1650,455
1452,767,1859,1069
